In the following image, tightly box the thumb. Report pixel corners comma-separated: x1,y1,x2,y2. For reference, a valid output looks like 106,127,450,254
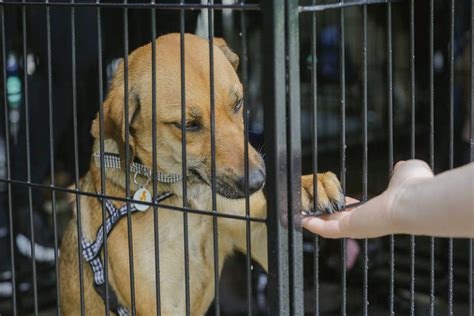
389,160,434,189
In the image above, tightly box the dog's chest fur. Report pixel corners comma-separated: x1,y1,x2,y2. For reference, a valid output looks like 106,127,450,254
78,172,234,314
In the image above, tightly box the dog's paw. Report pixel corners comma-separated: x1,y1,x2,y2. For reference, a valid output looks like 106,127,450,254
301,172,344,216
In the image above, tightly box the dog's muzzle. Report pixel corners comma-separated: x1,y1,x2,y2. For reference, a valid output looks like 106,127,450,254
189,167,265,199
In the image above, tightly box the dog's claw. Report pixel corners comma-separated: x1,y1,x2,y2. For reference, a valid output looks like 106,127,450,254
334,196,345,212
324,206,333,215
301,172,344,217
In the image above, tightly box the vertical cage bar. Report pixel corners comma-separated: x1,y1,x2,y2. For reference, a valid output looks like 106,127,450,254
409,2,415,158
263,0,289,314
150,2,162,314
409,0,416,314
70,2,86,314
429,1,435,314
0,4,17,314
362,3,368,316
207,2,220,315
448,1,455,315
122,1,137,313
339,3,347,315
45,2,61,313
21,2,39,314
471,1,474,315
285,0,303,315
239,2,252,315
387,2,395,315
310,2,319,315
96,2,111,314
179,4,191,315
471,0,474,163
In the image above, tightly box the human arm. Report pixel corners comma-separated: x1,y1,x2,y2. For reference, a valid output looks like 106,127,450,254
303,160,474,239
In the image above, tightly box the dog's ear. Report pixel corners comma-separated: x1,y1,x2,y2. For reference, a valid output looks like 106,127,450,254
91,86,121,144
214,37,239,70
91,61,140,168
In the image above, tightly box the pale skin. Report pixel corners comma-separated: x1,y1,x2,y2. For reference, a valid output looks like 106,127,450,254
303,160,474,239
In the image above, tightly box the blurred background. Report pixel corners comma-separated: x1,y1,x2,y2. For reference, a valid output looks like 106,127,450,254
0,0,472,314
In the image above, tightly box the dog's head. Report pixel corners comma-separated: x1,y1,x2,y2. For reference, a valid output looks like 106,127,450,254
91,33,265,199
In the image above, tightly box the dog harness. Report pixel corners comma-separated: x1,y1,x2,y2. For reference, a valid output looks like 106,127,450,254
81,152,181,315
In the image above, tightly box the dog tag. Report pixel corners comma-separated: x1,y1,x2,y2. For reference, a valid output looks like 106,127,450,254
133,188,152,212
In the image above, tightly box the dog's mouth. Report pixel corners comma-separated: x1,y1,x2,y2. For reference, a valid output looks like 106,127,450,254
188,168,208,185
188,168,246,199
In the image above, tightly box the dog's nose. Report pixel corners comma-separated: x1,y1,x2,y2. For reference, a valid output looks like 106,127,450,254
239,168,265,194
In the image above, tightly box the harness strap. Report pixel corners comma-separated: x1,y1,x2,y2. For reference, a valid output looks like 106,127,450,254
81,192,173,315
93,282,128,316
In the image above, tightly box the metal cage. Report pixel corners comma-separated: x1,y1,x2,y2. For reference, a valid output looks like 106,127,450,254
0,0,472,315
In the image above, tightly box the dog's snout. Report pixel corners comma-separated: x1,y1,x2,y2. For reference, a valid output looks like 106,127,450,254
249,168,266,192
238,168,265,194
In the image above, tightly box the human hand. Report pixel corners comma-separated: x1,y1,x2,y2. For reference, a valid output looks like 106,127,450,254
302,160,434,238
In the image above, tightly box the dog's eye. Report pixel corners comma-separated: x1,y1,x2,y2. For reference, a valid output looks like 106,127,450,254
173,121,201,132
234,99,243,113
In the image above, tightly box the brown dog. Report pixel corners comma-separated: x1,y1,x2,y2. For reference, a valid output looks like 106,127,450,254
59,33,343,315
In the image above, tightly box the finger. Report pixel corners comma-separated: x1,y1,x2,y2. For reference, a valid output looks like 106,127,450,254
302,217,342,238
389,159,434,188
302,197,359,238
302,212,352,238
395,159,433,175
409,159,434,174
345,197,360,209
393,160,406,171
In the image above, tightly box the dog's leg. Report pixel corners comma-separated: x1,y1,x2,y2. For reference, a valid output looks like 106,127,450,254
236,172,343,271
221,189,267,271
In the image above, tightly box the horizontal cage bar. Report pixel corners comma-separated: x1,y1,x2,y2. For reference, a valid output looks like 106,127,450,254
299,0,401,13
0,2,260,10
0,178,265,223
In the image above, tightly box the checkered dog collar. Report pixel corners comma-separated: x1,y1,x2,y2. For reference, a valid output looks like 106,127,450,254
93,152,182,184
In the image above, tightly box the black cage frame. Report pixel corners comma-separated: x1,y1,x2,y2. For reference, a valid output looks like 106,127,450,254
0,0,473,315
